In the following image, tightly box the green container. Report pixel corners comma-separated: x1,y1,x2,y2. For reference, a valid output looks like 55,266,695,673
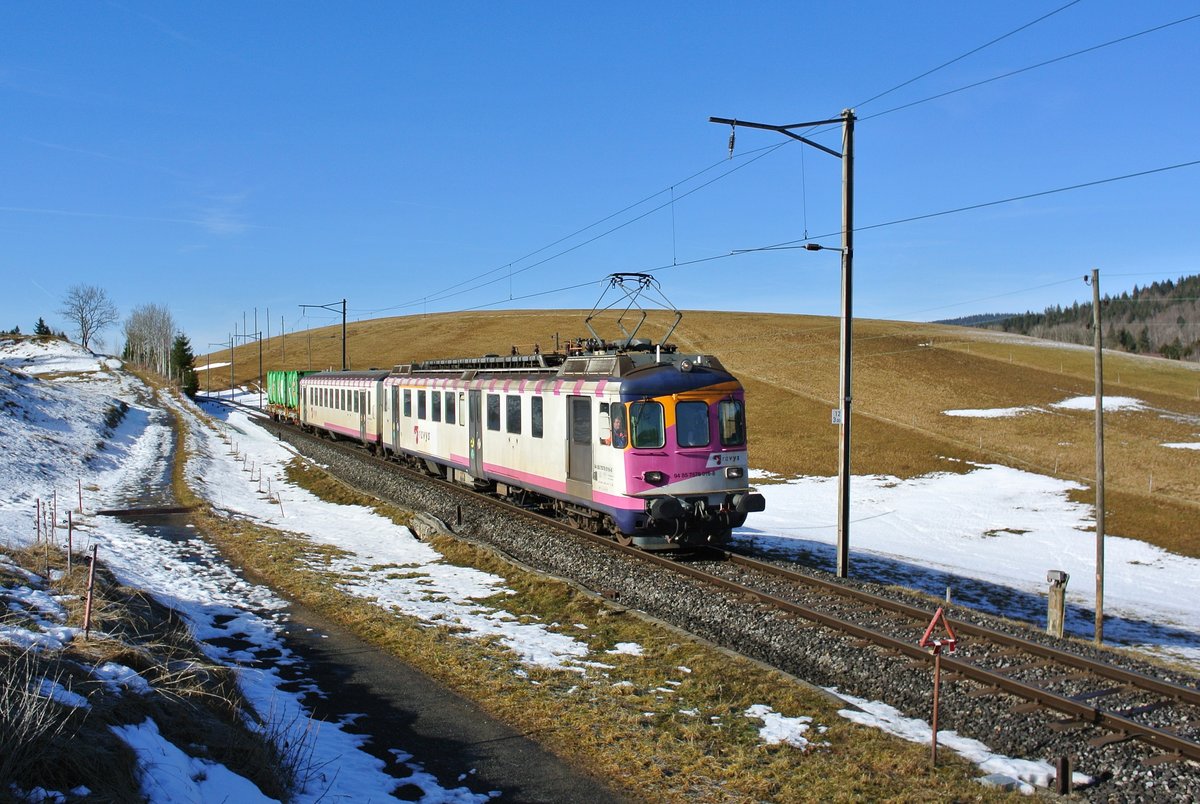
267,370,314,409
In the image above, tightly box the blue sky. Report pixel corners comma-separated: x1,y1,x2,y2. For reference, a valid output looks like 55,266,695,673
3,2,1197,354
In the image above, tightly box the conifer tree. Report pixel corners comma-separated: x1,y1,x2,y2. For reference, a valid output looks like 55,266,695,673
170,334,199,398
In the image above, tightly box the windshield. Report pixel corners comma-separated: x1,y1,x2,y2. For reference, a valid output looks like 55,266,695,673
676,401,710,448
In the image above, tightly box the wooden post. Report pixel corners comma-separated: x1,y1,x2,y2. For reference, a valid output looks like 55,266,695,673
1047,587,1065,637
35,498,41,544
83,545,99,640
1092,268,1105,645
1056,756,1073,794
67,512,73,575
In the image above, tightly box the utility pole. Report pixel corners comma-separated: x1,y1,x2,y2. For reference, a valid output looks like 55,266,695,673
710,110,856,578
234,330,263,409
1090,268,1106,644
300,298,347,370
255,307,261,408
208,338,231,397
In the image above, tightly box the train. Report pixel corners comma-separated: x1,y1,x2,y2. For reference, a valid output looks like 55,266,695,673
264,278,766,549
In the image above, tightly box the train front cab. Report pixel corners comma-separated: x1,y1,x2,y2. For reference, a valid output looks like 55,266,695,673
611,364,766,548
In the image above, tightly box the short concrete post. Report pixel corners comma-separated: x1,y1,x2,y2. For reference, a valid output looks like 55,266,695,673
1047,570,1069,638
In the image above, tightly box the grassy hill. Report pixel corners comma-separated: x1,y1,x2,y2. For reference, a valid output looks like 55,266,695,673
198,310,1200,558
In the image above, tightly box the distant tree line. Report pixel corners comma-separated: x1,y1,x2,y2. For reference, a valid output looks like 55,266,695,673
935,313,1019,328
0,317,68,339
951,273,1200,362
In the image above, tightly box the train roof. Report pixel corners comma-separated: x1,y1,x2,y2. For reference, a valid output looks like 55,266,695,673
391,348,732,384
302,369,392,381
290,349,738,390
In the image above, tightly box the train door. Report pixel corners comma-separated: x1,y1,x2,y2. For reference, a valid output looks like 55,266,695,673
567,395,592,498
390,386,400,450
468,390,483,478
358,391,367,444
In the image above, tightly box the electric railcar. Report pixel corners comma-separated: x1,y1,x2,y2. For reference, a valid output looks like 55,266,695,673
294,347,765,549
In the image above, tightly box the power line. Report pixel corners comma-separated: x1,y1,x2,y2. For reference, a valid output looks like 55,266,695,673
344,15,1200,324
861,12,1200,122
896,278,1083,318
391,142,790,312
454,156,1200,317
362,11,1197,321
353,141,787,316
852,0,1084,110
746,158,1200,253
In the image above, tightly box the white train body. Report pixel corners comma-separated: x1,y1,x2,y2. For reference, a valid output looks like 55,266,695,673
297,351,764,548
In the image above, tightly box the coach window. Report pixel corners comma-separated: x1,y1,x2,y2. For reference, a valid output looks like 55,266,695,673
487,393,501,431
610,402,628,449
403,389,412,417
432,390,441,422
445,390,456,424
598,402,611,445
531,396,543,438
629,401,664,449
718,399,746,446
353,391,360,414
417,390,427,420
676,401,710,448
506,395,521,434
458,392,466,426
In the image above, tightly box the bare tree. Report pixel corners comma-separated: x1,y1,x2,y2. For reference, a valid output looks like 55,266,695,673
123,303,177,376
59,284,119,351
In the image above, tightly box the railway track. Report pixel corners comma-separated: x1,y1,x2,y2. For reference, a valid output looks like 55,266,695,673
689,550,1200,766
239,407,1200,782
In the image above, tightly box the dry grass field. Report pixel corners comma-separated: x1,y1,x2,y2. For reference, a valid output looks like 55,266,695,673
199,309,1200,558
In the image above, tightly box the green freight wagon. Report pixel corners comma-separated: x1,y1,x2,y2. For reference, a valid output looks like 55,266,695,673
267,369,314,422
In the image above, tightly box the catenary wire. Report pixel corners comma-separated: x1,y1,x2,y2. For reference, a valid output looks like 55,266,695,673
860,13,1200,123
452,157,1200,317
363,10,1194,318
354,141,786,316
851,0,1084,110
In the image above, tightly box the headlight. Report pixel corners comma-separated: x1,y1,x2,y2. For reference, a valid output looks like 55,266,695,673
725,466,744,479
643,470,665,483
